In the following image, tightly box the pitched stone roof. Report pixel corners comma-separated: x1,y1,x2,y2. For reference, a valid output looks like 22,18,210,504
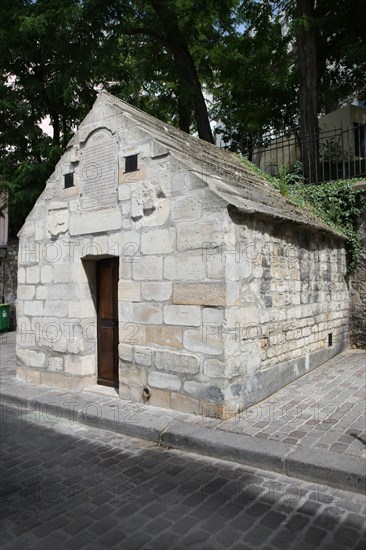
94,92,346,239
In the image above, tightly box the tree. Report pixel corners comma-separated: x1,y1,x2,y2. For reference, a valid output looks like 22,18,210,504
0,0,135,230
294,0,320,183
209,0,296,155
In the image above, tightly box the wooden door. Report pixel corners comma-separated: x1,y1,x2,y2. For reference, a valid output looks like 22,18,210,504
96,258,119,387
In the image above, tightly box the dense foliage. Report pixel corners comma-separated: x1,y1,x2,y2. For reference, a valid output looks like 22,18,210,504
241,156,366,274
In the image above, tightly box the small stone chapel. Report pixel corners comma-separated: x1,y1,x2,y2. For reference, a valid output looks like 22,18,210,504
16,92,349,418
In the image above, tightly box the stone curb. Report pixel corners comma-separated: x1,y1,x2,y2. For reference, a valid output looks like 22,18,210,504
1,387,365,496
161,422,366,495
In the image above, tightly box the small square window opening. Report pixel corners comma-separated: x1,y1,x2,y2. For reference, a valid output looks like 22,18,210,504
125,154,138,173
64,173,74,189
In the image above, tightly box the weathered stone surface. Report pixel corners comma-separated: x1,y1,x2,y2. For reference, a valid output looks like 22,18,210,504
132,256,163,281
70,209,122,236
142,282,172,302
26,266,40,284
171,393,201,414
48,356,64,372
164,305,201,326
204,358,225,379
119,302,162,324
183,329,224,356
153,350,200,374
118,343,133,361
141,228,176,254
17,285,35,300
172,195,202,221
119,280,141,302
164,252,206,280
173,282,226,306
64,355,95,376
148,371,181,391
16,349,46,368
47,207,69,236
176,221,223,251
44,301,68,317
148,388,171,409
134,345,152,366
146,325,182,349
183,381,224,402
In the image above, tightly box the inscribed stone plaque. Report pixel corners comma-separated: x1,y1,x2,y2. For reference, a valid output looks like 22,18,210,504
80,129,118,211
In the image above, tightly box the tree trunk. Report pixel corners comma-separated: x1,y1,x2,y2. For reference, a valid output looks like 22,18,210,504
296,0,319,183
150,0,214,144
177,90,191,134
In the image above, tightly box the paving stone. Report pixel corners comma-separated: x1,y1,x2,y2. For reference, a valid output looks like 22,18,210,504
1,384,366,550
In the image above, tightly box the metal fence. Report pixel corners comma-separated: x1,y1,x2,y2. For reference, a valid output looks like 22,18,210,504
241,124,366,184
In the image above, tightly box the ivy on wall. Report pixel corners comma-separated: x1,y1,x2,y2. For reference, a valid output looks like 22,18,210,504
239,156,366,274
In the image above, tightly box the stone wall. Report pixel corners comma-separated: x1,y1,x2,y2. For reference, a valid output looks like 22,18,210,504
220,212,349,415
350,210,366,348
1,238,18,330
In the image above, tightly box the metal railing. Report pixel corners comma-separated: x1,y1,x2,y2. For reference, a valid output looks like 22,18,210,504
240,124,366,184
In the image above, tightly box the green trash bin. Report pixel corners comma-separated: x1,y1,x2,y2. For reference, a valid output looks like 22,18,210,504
0,304,10,332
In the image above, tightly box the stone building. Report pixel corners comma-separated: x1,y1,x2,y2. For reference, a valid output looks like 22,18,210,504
16,92,349,418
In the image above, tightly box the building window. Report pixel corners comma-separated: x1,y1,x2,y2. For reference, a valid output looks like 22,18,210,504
64,173,74,189
125,154,138,173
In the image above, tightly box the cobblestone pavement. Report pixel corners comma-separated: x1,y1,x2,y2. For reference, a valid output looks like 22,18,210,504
1,402,365,550
215,350,366,459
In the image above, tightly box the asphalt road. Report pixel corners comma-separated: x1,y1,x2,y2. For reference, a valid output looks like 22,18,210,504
0,402,365,550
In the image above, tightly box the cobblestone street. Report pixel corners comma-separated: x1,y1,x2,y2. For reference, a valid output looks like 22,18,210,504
1,402,365,550
217,350,366,459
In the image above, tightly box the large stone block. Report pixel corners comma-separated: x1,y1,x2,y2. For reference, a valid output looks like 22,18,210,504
149,389,171,409
132,256,163,281
148,371,181,391
176,221,223,251
68,300,96,318
172,195,203,221
164,252,206,281
17,285,35,300
70,208,122,236
141,228,176,255
47,207,69,236
26,266,40,284
203,358,225,379
24,301,44,316
183,329,224,355
44,301,68,317
119,302,162,324
119,322,146,345
142,282,172,302
134,346,152,366
153,349,200,374
64,354,96,376
16,348,46,368
119,280,141,302
146,325,182,349
49,284,80,300
164,305,201,326
48,356,64,372
173,283,226,306
183,380,224,402
118,343,133,361
171,393,201,415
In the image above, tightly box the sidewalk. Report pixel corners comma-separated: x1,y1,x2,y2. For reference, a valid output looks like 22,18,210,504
1,331,365,495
